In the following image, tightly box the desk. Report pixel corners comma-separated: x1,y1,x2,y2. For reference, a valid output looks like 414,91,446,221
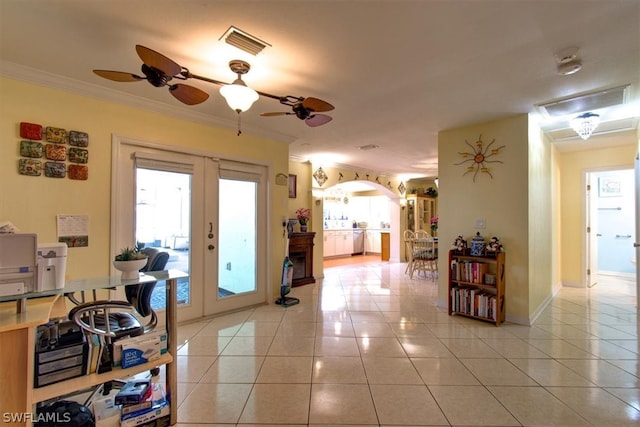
0,270,186,426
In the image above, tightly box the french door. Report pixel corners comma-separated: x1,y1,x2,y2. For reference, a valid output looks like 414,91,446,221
111,137,268,323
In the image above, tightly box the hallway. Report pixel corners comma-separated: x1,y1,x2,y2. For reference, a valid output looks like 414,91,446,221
173,259,639,426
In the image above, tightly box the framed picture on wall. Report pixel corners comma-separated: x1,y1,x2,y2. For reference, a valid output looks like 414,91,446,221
599,176,621,197
288,174,297,198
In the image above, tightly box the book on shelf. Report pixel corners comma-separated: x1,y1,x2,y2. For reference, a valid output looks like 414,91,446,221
120,382,169,427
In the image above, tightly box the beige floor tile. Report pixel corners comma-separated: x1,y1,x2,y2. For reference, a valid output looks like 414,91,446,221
238,383,311,424
461,358,538,385
605,387,640,411
220,335,274,356
388,321,435,337
546,386,640,426
176,381,197,407
177,335,232,356
309,384,378,425
316,321,356,337
526,338,598,359
357,337,407,357
314,336,361,356
312,356,367,383
352,321,396,337
398,336,455,357
426,323,477,338
558,358,640,387
412,357,481,385
370,384,449,425
199,355,264,383
176,355,217,382
275,320,317,336
439,338,503,358
509,358,596,386
349,310,388,322
607,358,640,376
488,385,590,426
481,337,551,358
362,357,423,384
268,335,315,356
429,385,519,426
235,320,281,336
177,383,252,423
565,338,639,359
256,356,313,383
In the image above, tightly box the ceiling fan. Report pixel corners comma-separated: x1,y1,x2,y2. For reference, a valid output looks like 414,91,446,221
261,96,334,127
93,45,334,126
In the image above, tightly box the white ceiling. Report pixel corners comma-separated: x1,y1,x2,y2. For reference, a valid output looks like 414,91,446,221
1,1,638,179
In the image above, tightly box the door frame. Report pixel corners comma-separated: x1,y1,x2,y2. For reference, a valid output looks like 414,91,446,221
110,134,271,322
584,166,638,289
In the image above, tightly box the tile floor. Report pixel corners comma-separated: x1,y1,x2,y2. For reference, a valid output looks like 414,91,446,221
174,258,639,426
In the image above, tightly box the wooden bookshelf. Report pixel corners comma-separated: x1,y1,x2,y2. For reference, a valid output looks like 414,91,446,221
448,250,505,326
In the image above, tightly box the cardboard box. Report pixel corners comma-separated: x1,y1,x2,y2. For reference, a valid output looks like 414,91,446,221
113,330,167,368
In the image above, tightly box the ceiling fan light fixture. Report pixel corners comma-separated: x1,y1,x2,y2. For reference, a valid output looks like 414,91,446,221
571,112,600,140
220,78,259,112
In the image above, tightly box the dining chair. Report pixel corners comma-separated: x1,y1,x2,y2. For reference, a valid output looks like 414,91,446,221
403,229,416,274
409,235,438,280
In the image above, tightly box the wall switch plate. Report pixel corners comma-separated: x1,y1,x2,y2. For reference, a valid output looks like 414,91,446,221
475,218,486,229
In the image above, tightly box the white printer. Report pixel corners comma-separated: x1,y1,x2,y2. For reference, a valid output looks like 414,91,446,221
0,233,37,297
37,243,67,291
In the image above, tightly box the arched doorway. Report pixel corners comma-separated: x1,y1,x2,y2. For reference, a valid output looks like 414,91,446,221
319,180,402,266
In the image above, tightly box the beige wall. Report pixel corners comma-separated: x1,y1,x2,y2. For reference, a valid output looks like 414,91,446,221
558,135,637,286
0,77,290,298
438,115,534,323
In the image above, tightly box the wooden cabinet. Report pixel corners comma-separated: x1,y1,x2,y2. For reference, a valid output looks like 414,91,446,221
381,232,390,261
289,232,315,286
406,194,437,233
448,250,505,326
0,270,186,426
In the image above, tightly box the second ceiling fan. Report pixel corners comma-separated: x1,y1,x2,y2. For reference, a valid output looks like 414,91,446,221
93,45,334,127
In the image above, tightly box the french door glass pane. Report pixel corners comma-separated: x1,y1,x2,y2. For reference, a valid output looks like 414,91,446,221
218,178,257,297
135,168,192,309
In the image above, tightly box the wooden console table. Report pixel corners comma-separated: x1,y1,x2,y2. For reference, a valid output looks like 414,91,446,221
289,232,316,287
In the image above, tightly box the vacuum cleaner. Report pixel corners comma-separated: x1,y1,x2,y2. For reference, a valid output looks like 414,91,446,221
275,220,300,307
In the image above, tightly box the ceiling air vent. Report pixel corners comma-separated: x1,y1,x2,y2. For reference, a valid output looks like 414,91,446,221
220,26,270,55
358,144,380,151
537,85,629,118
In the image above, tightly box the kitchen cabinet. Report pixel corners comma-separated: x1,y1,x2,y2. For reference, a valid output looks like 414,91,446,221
323,231,336,257
323,230,353,257
365,230,382,253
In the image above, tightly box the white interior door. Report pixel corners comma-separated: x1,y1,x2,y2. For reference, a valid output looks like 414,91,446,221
586,173,599,287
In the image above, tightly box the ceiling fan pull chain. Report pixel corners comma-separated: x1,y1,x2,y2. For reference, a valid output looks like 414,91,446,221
237,111,242,136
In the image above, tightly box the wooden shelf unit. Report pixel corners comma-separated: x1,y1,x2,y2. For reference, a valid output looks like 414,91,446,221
406,194,437,233
448,250,505,326
0,270,186,426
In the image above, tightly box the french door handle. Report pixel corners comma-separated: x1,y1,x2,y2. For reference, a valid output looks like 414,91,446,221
634,242,640,248
208,244,215,250
615,234,632,238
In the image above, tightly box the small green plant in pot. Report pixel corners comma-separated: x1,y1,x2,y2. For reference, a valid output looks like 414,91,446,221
113,245,148,280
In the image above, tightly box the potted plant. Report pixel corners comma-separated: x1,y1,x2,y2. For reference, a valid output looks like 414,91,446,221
295,208,311,232
113,245,148,280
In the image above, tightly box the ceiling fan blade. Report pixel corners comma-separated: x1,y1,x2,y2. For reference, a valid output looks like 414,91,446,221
93,69,144,82
260,111,290,117
306,114,332,127
302,97,334,112
169,84,210,105
136,45,181,76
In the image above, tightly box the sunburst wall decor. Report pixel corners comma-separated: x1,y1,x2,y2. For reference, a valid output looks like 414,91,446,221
454,135,505,182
